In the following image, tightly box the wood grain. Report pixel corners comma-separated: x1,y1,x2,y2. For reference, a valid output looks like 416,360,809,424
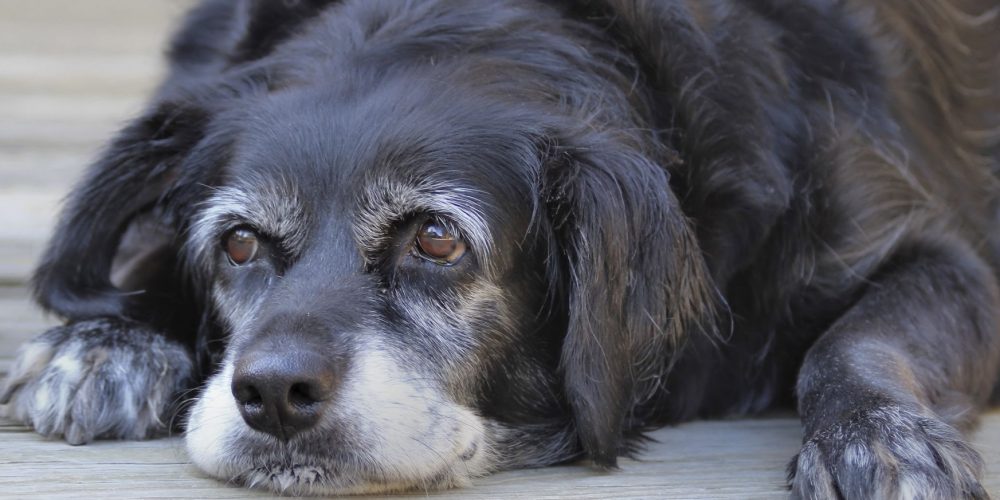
0,411,997,498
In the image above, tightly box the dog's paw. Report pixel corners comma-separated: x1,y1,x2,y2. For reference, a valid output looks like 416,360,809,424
0,318,193,445
787,404,988,500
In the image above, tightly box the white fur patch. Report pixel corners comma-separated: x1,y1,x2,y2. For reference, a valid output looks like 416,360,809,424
32,386,51,412
334,348,490,481
2,342,55,395
185,362,247,480
51,353,84,379
185,339,493,495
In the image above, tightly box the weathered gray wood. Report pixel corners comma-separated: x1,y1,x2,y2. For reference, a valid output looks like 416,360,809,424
0,412,997,498
0,286,58,356
0,192,59,283
0,150,96,188
0,0,191,59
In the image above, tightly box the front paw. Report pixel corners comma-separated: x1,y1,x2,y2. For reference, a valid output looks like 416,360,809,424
788,404,988,499
1,318,193,445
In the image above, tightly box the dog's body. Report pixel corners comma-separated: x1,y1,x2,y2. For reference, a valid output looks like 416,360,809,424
2,0,1000,497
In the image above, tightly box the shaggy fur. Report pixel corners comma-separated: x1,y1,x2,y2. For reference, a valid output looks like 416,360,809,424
3,0,1000,497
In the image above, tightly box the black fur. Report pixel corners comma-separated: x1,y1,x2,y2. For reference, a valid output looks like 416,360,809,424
3,0,999,497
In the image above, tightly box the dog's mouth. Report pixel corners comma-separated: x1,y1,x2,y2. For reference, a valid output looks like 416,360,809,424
193,418,486,496
185,351,492,496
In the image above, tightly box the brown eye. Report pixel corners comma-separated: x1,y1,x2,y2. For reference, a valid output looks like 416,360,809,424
415,220,466,265
225,228,259,265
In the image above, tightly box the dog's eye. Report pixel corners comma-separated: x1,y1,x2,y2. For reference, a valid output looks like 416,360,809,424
414,220,466,265
225,228,260,265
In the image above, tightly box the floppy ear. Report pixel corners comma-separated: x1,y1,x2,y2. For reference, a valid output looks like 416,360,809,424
32,100,221,323
564,0,796,284
543,134,720,467
33,0,286,324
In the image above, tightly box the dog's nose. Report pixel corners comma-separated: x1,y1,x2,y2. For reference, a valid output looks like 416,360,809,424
231,348,338,441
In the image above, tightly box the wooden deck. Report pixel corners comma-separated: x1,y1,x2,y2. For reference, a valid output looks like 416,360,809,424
0,1,997,498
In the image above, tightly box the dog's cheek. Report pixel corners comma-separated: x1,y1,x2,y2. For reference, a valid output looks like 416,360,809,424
334,344,495,482
392,281,514,396
185,361,248,479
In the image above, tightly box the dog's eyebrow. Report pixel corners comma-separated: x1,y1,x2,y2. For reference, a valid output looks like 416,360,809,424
189,181,308,262
354,178,494,268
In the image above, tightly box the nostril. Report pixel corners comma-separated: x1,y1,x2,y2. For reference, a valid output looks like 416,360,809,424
288,382,319,407
233,380,263,407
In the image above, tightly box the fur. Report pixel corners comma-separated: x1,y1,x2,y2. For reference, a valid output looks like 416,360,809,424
3,0,1000,497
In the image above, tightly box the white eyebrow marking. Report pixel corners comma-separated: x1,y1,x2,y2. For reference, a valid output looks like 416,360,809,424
187,177,308,268
355,177,495,272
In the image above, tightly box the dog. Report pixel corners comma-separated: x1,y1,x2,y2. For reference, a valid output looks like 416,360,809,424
2,0,999,496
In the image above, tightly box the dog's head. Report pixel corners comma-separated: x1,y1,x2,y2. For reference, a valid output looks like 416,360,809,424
31,0,795,494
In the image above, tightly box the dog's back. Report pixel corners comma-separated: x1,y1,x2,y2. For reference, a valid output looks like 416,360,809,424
859,0,1000,254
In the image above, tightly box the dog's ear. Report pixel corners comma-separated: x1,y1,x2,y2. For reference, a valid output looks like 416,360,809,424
543,135,719,468
32,100,223,322
564,0,795,284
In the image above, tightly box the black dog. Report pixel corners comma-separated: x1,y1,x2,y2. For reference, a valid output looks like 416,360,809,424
3,0,999,496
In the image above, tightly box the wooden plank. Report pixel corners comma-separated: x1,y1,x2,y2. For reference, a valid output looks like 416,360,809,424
0,286,57,356
0,191,61,241
0,120,135,149
0,55,162,97
0,94,146,125
0,412,997,498
0,241,44,286
0,191,60,284
0,149,95,189
0,0,193,58
0,0,193,27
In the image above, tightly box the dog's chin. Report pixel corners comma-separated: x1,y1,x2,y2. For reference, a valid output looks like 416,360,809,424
214,445,479,496
190,427,486,496
184,350,493,495
229,457,473,496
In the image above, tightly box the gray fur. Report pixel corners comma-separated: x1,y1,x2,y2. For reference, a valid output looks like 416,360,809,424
1,319,194,444
789,404,988,499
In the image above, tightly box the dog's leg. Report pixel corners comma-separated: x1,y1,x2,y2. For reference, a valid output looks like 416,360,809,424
788,241,1000,499
1,318,194,445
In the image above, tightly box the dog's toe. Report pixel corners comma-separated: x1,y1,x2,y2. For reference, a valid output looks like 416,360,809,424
787,404,988,500
787,444,840,500
1,319,194,443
